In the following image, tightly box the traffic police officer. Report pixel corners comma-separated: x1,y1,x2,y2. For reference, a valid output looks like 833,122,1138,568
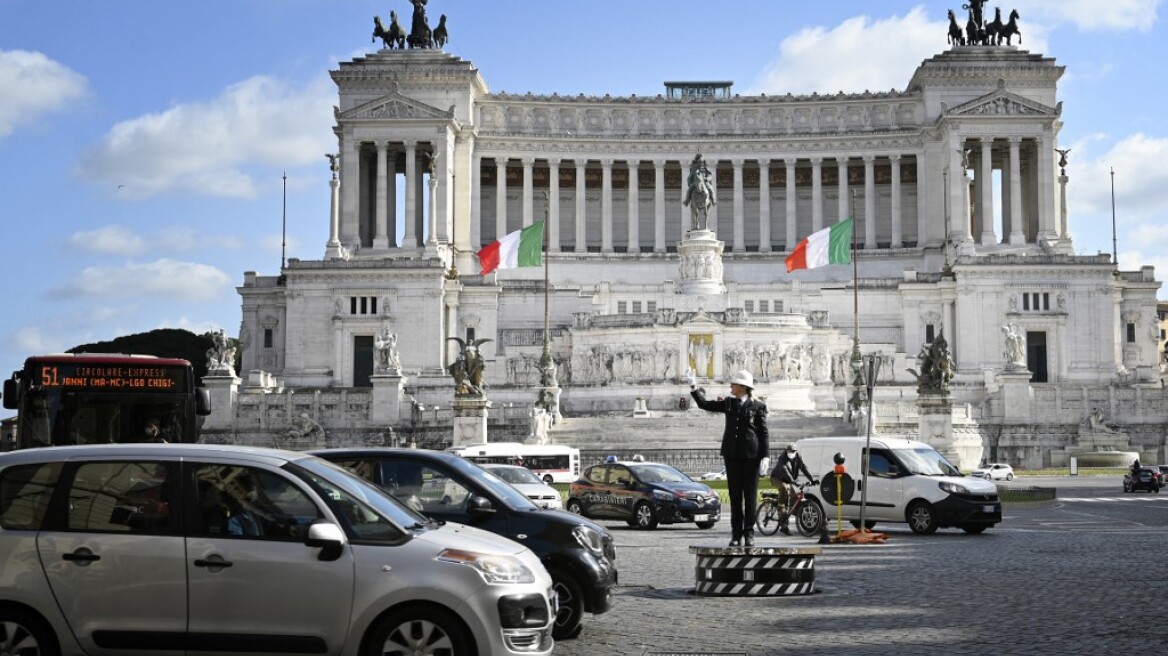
689,369,769,547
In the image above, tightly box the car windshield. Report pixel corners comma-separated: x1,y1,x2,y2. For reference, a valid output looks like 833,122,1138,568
890,447,962,476
447,458,540,512
630,463,691,483
486,465,543,485
286,457,430,537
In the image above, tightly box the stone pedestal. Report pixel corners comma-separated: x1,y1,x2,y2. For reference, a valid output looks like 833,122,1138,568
690,545,821,596
371,373,407,425
917,393,982,470
996,369,1032,421
202,373,241,432
632,397,652,418
452,394,490,447
678,230,725,295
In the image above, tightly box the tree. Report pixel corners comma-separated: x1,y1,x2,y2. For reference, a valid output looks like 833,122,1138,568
68,328,218,383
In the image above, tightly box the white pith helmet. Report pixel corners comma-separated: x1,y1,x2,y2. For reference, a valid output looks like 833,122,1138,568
727,370,754,389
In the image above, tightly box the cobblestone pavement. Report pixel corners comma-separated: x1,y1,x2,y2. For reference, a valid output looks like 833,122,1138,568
554,476,1167,655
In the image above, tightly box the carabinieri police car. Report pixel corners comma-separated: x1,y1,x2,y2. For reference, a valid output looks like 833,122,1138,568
567,457,721,530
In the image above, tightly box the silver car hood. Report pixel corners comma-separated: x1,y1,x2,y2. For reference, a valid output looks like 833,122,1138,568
414,521,527,557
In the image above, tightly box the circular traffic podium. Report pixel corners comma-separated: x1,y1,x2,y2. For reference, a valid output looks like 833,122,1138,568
688,545,822,596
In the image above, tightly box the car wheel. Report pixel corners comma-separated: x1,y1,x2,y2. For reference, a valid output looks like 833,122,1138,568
795,499,824,537
366,606,472,656
566,499,584,515
960,524,988,534
906,501,939,535
1005,473,1014,481
695,520,716,529
0,608,59,656
633,501,658,529
550,568,585,640
543,474,554,485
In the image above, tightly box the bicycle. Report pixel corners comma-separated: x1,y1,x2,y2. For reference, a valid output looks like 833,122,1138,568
756,480,823,537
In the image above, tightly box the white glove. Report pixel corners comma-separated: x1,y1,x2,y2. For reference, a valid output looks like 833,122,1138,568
684,369,696,387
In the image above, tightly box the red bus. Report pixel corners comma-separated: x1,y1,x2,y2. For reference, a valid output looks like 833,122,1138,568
2,354,211,449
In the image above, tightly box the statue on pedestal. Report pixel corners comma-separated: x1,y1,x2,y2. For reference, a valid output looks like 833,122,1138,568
907,331,954,394
682,153,715,231
448,337,492,395
1001,323,1027,369
374,326,401,373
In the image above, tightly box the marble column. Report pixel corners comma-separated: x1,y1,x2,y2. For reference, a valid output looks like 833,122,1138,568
890,154,903,248
340,138,359,250
758,160,771,252
522,157,535,228
1008,137,1025,245
601,159,613,252
653,159,666,253
575,160,587,252
837,157,849,222
732,158,745,252
470,154,482,250
708,157,719,234
916,153,929,247
548,158,561,252
373,141,390,250
811,157,823,233
414,158,425,243
627,160,640,253
386,148,398,247
1038,132,1056,240
495,157,508,240
403,141,418,247
980,137,996,245
785,158,797,248
863,155,876,249
325,164,343,258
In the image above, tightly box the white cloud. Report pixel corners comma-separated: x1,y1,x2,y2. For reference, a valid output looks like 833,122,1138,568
75,74,335,198
10,326,66,354
1066,133,1168,221
1016,0,1160,32
68,225,147,256
51,259,232,302
0,50,89,137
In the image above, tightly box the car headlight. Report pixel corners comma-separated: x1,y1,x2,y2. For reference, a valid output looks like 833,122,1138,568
436,549,535,585
572,525,607,557
938,481,971,495
652,490,676,501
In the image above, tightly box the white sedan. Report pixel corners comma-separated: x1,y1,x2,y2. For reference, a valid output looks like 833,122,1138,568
480,464,564,509
971,463,1015,481
699,467,726,481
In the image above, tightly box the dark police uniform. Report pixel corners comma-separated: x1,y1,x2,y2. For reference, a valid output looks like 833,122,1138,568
690,388,769,541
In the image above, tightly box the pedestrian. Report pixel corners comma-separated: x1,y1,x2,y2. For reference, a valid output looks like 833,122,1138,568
688,368,768,547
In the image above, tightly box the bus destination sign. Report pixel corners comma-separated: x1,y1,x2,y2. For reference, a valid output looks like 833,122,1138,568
36,363,188,392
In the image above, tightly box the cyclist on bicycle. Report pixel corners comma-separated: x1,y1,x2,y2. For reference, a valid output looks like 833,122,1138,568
769,444,817,535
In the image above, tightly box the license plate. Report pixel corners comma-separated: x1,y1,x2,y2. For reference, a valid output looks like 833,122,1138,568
983,505,997,513
693,514,709,522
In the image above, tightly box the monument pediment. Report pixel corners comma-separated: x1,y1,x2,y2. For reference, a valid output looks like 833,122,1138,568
945,87,1058,118
342,89,454,121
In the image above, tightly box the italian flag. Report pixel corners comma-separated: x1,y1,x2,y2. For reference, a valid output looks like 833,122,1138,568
478,222,544,275
785,218,853,272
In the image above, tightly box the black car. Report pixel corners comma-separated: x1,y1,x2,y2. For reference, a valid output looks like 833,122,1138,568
1124,466,1161,493
312,448,616,640
567,459,721,530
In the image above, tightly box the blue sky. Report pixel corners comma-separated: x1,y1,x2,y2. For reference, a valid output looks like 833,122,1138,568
2,0,1166,382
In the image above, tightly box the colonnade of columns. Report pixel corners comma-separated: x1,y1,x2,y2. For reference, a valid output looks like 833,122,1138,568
471,154,926,254
950,135,1047,247
336,139,434,252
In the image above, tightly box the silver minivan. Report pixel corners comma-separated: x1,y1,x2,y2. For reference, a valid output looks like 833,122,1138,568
0,444,555,656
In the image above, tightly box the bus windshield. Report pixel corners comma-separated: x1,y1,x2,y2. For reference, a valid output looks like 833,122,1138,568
4,355,209,449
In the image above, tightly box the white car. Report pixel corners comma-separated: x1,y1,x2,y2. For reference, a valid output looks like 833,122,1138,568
972,463,1015,481
699,467,727,481
481,463,564,509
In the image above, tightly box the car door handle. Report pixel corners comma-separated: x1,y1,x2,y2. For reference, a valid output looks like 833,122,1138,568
194,558,234,569
62,549,100,563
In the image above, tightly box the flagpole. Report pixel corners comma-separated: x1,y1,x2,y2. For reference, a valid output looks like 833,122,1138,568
1110,167,1118,266
848,190,864,420
539,192,557,392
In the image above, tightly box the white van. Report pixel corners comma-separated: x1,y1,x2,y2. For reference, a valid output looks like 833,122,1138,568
794,436,1001,535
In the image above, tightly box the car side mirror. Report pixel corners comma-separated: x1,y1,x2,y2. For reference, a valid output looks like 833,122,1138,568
195,387,212,416
305,521,347,561
467,494,495,515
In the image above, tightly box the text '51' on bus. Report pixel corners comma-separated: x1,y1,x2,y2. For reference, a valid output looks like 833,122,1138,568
2,354,211,450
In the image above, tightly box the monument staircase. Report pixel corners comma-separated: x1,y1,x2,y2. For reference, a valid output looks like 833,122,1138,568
549,410,853,475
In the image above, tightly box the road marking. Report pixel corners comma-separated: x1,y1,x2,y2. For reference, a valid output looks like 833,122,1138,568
1059,496,1168,502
